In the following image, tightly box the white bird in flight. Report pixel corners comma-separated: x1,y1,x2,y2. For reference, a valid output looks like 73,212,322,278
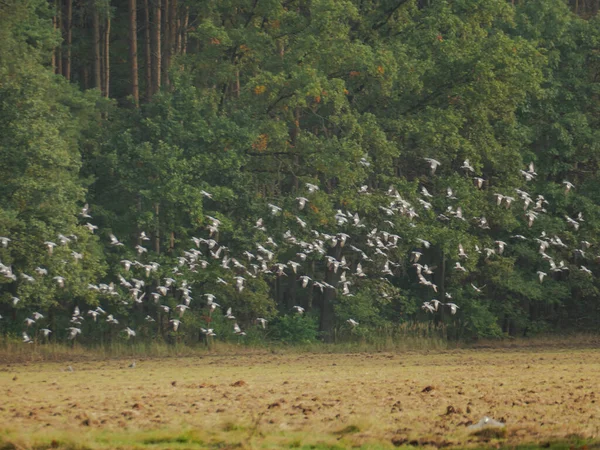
563,180,575,193
445,303,459,315
423,158,441,175
296,197,308,210
306,183,319,193
461,159,474,173
123,327,136,338
268,204,282,215
109,234,124,246
537,271,547,283
471,283,486,293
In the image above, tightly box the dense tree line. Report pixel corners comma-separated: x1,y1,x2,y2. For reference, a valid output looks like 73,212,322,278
1,0,600,345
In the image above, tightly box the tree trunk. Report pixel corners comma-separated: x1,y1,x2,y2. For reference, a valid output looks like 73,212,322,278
92,2,101,90
433,246,446,327
51,13,57,72
170,0,177,58
63,0,72,80
152,0,162,95
181,7,189,54
292,108,300,190
175,14,181,54
56,0,63,76
82,66,89,90
154,202,160,254
161,0,170,87
143,0,152,101
307,261,315,311
104,13,111,98
129,0,139,106
320,245,342,342
286,273,297,310
275,275,282,309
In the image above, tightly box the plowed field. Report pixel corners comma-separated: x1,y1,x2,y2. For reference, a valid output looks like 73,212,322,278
1,348,599,449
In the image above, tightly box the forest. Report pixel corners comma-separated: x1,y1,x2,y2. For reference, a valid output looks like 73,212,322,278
1,0,600,346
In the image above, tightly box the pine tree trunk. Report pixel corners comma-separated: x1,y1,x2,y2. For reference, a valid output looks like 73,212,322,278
51,14,57,72
307,261,315,310
286,273,297,309
154,202,160,254
292,108,300,190
56,0,63,76
129,0,139,106
104,14,111,98
320,245,342,342
275,275,282,309
181,7,189,54
92,2,101,90
161,0,170,87
143,0,152,101
80,1,88,89
434,246,446,327
63,0,72,80
82,66,89,90
170,0,177,57
152,0,162,95
175,16,181,54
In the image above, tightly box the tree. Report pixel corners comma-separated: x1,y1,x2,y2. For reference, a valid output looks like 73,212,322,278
0,0,106,334
129,0,139,105
2,0,600,344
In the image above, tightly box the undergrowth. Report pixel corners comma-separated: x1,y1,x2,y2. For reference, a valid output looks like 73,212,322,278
0,326,598,364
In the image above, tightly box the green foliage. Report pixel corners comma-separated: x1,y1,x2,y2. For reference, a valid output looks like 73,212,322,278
460,300,504,340
0,0,106,334
2,0,600,345
270,314,319,344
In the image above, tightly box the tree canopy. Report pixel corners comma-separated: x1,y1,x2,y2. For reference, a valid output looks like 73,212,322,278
1,0,600,345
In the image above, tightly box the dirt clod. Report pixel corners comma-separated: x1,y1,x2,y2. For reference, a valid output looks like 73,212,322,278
445,405,463,415
391,436,408,447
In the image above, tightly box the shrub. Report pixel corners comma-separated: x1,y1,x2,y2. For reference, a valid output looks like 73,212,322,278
269,314,319,344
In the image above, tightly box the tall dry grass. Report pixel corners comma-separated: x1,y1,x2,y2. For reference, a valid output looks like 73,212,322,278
1,322,598,364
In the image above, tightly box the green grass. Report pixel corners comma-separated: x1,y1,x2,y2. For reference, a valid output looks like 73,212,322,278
474,437,600,450
0,429,391,449
2,433,599,450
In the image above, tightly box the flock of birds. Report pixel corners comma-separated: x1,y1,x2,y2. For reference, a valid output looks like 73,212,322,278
0,154,594,344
